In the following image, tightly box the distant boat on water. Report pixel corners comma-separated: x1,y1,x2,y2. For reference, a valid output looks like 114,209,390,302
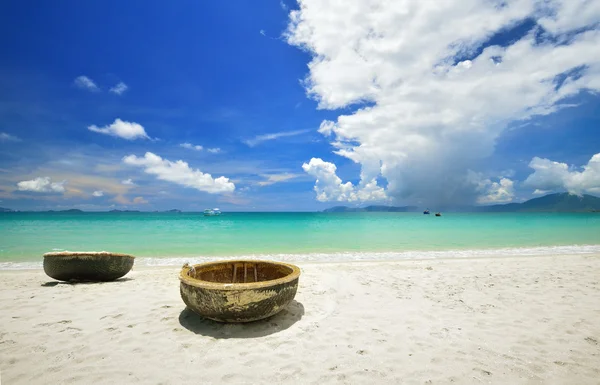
203,208,222,216
435,212,442,217
423,209,430,214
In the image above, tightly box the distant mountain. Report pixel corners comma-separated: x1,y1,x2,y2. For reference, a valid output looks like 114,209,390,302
1,208,184,213
480,193,600,212
109,209,141,213
322,193,600,213
45,209,84,213
323,205,419,213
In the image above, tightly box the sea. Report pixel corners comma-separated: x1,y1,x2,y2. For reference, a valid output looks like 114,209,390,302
1,212,599,269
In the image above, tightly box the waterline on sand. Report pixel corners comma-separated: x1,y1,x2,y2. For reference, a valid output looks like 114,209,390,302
3,244,600,270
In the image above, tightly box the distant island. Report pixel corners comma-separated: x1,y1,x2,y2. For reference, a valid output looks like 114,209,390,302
0,208,182,213
0,208,87,213
47,209,84,213
477,193,600,212
323,193,600,213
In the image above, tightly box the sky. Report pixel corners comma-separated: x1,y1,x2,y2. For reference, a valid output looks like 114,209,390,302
0,0,599,211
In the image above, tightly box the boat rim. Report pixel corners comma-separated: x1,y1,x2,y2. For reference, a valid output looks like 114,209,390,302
43,251,135,259
179,259,300,290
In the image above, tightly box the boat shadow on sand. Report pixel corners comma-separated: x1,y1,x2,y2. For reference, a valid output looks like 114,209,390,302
178,300,305,339
41,277,134,287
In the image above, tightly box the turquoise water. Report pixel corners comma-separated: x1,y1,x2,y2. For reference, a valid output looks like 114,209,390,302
1,212,599,268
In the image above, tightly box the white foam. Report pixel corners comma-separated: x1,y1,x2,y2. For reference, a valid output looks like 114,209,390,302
0,261,43,270
3,245,600,270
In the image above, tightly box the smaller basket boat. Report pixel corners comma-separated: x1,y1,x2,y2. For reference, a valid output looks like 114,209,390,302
43,251,135,282
180,260,300,323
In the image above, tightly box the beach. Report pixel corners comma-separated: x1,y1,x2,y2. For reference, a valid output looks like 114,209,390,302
1,254,599,384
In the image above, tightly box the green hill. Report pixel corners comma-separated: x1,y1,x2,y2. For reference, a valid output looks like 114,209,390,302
322,193,600,213
482,193,600,212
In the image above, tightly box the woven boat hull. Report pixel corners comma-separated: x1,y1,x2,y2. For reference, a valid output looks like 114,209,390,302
43,252,135,282
180,260,300,323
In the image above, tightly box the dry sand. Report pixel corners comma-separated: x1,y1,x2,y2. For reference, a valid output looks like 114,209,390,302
1,255,599,385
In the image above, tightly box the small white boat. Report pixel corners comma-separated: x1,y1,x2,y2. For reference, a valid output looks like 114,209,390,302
203,208,222,216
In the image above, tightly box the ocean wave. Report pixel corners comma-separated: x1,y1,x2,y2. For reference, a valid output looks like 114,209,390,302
3,244,599,270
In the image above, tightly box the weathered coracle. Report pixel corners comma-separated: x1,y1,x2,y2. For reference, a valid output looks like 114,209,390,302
180,260,300,323
43,251,135,282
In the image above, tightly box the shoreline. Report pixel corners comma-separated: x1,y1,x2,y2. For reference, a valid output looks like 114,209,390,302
2,244,600,270
1,254,599,384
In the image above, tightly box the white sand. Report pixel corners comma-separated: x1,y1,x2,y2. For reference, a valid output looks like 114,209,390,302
1,255,600,385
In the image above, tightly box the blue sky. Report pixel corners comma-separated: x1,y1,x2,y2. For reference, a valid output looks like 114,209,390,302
1,1,599,211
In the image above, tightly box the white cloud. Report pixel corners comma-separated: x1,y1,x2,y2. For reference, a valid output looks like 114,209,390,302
260,29,266,36
470,173,516,204
280,0,288,11
109,82,128,95
88,118,150,140
123,152,235,194
74,76,99,92
524,153,600,195
121,178,135,185
180,143,203,151
92,190,104,197
180,143,221,153
0,132,20,142
533,189,550,195
302,158,387,202
286,0,600,205
133,196,148,204
244,129,310,147
258,173,301,186
17,177,66,193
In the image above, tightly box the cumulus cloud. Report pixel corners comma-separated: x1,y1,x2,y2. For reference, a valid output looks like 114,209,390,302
524,153,600,195
180,143,204,151
469,173,516,204
258,173,301,186
207,148,221,154
133,196,148,204
302,158,387,202
0,132,20,142
92,190,104,197
286,0,600,205
244,129,310,147
123,152,235,193
109,82,128,95
74,76,99,92
533,189,550,195
17,177,66,193
88,119,150,140
121,178,135,185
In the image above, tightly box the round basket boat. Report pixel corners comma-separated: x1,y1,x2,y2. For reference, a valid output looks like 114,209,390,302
180,260,300,323
43,251,135,282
